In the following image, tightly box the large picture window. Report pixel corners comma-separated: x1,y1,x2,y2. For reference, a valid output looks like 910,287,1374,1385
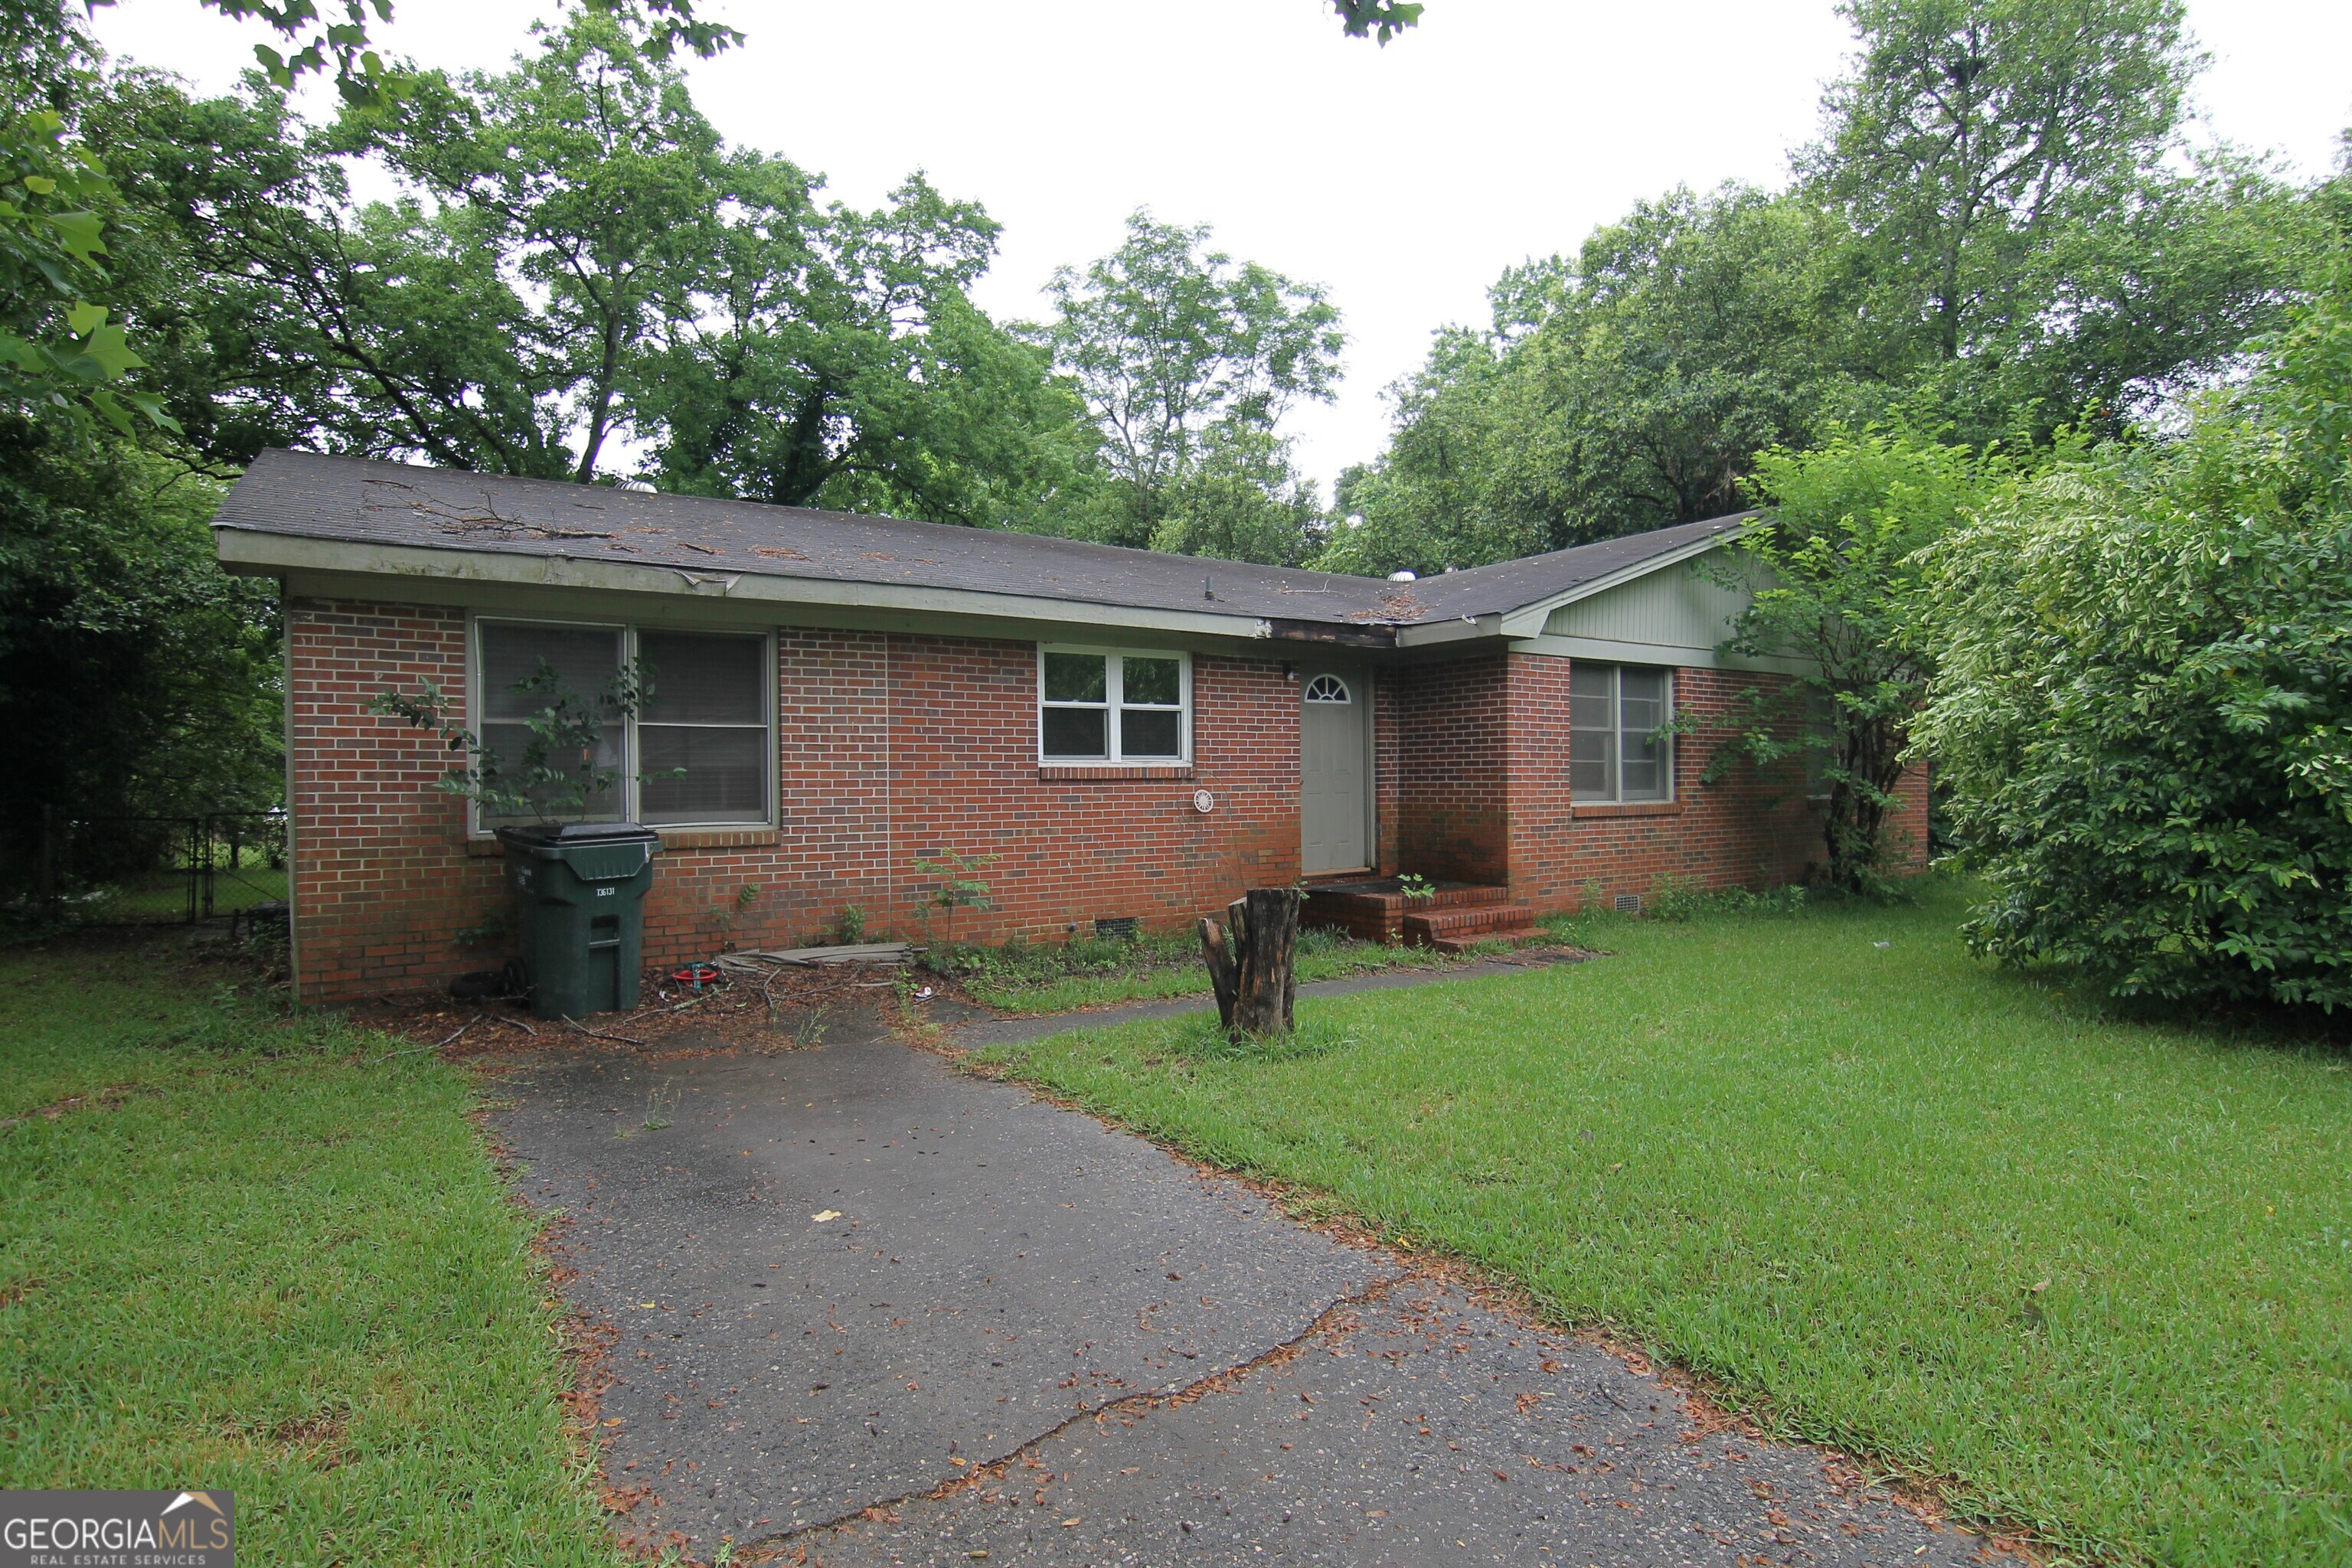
1039,647,1191,763
1571,664,1672,803
478,622,628,821
472,619,773,831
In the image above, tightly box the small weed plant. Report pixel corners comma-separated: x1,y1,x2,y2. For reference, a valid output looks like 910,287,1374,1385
910,851,998,947
1647,874,1810,923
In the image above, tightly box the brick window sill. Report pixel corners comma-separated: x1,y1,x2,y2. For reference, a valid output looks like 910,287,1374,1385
1037,764,1197,781
1572,801,1684,819
655,827,781,851
465,826,780,855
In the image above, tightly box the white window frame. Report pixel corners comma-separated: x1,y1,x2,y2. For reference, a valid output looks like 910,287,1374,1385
1037,645,1193,765
467,614,776,835
1571,663,1675,805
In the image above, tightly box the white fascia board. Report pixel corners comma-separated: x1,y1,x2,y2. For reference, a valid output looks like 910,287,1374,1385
1392,613,1501,648
214,528,1274,643
1492,531,1749,639
1511,632,1813,675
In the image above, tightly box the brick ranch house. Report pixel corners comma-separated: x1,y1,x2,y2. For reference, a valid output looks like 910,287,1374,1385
213,449,1926,1004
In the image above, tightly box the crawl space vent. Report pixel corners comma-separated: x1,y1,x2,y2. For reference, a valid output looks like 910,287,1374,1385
1094,916,1141,942
1613,893,1643,914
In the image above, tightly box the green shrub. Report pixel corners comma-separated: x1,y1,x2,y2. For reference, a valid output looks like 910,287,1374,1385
1917,267,2352,1007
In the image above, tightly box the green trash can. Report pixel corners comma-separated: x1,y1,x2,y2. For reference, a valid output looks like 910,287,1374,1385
496,823,661,1021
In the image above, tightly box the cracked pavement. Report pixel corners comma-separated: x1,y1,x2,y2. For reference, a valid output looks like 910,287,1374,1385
491,1001,1999,1566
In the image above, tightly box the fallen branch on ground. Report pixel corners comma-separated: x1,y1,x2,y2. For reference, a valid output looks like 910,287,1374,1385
560,1015,647,1047
368,1014,480,1062
612,992,715,1027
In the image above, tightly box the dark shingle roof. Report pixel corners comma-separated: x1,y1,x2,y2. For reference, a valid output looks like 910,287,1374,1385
213,450,1749,631
1393,513,1756,620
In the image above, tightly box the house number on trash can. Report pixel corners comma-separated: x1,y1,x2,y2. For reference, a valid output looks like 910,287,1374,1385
596,886,615,897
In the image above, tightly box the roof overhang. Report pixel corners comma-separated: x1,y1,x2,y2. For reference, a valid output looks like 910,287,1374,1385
1392,612,1504,649
214,528,1278,643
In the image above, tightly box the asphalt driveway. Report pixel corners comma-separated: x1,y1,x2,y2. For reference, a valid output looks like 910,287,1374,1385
492,998,1996,1566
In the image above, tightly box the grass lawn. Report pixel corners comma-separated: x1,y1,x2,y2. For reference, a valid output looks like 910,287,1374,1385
937,923,1491,1013
0,935,621,1566
972,879,2352,1566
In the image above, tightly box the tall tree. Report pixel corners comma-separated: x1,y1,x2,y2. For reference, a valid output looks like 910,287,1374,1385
1810,0,2196,367
633,162,1092,524
1147,422,1327,567
1,0,176,439
93,74,563,474
1040,212,1342,557
1334,0,2317,577
1803,0,2311,435
1,0,737,443
1321,186,1854,576
355,9,727,480
90,12,1092,511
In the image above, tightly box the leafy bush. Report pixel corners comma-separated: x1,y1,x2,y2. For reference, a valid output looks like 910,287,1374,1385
0,439,282,883
1707,425,1994,891
1916,263,2352,1007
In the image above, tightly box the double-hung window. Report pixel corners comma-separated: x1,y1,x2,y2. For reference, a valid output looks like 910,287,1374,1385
1570,664,1673,803
1039,647,1191,763
472,618,773,831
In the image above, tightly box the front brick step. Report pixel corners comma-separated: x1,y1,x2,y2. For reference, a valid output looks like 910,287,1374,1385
1425,929,1539,952
1401,902,1540,951
1302,880,1517,945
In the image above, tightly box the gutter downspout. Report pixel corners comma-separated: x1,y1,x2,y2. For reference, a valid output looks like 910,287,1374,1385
280,578,301,1003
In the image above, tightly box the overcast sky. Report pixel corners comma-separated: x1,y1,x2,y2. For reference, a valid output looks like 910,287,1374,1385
91,0,2352,493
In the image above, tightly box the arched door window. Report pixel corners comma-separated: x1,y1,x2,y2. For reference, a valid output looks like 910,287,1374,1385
1303,673,1351,704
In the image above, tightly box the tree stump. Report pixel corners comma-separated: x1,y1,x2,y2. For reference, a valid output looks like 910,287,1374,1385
1197,887,1299,1036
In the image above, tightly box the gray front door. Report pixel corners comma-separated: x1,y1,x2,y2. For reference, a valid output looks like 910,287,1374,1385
1300,667,1370,874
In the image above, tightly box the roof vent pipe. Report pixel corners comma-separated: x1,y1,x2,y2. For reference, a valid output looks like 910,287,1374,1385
1387,570,1416,583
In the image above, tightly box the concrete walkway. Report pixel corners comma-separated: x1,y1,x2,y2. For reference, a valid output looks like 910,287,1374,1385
491,982,1995,1566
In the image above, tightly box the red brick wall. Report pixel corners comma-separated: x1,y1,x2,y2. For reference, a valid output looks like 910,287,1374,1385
1390,653,1929,915
288,597,1933,1000
286,601,505,1001
1392,655,1511,884
1370,671,1402,876
286,600,1300,1001
1503,652,1578,899
1508,662,1826,912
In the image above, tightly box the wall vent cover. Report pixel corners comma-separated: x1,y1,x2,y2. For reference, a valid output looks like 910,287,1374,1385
1614,893,1643,914
1094,916,1141,942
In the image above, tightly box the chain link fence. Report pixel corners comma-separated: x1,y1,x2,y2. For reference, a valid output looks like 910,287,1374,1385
24,809,288,928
